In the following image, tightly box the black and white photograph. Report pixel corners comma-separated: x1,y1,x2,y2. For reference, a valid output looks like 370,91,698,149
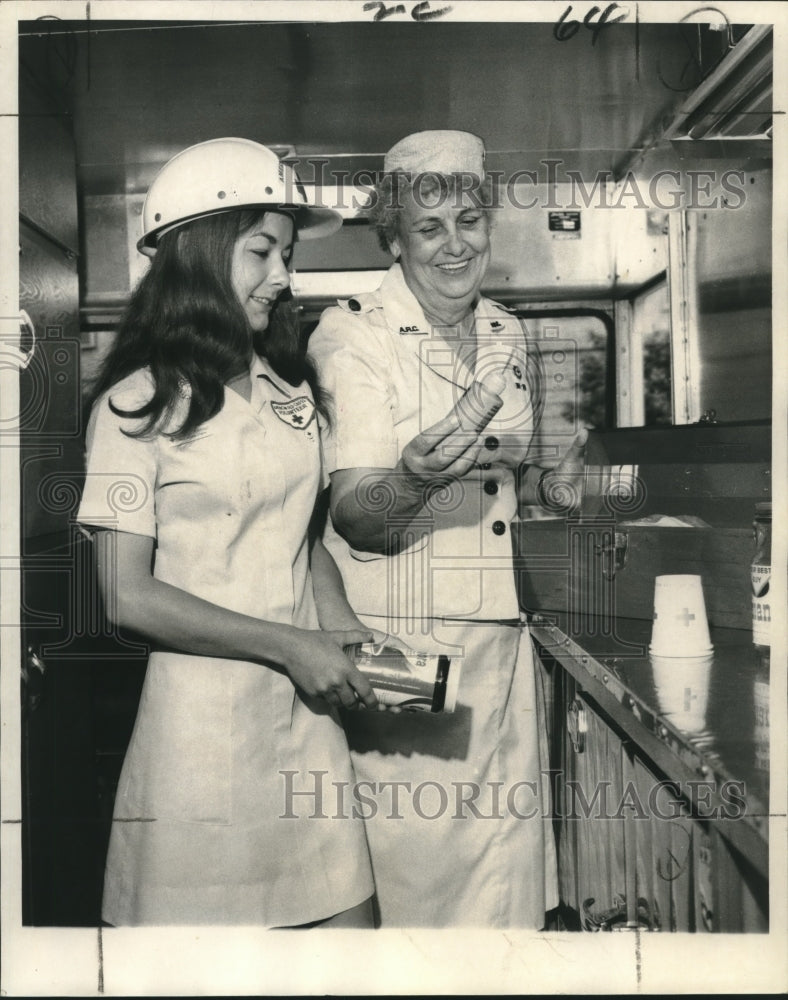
1,0,786,994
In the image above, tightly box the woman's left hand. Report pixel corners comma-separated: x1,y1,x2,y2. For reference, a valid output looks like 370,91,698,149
539,429,589,512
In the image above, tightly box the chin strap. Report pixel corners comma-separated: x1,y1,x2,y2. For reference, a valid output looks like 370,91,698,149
4,310,37,370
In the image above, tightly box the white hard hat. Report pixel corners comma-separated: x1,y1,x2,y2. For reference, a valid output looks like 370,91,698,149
139,137,342,255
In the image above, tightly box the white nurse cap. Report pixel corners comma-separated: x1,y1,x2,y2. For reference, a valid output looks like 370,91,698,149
383,130,486,177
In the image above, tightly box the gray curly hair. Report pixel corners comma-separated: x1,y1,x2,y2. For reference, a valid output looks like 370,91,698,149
366,171,499,255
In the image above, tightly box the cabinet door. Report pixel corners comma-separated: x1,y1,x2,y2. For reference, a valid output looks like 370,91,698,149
692,819,768,932
19,32,79,253
19,224,84,542
22,529,148,926
631,755,693,931
632,755,767,933
18,42,116,925
557,682,628,927
554,680,768,932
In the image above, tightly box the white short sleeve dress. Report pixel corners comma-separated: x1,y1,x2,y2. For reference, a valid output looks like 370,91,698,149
309,264,559,928
77,354,373,926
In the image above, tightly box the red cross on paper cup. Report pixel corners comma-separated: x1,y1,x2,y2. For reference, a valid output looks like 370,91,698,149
649,575,713,657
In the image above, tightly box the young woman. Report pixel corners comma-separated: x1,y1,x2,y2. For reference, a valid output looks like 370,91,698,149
78,138,376,927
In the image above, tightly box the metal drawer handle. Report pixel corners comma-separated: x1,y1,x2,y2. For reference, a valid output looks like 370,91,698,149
567,697,588,754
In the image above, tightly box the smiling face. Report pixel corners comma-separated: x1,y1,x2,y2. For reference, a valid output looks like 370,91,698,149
230,212,294,333
390,183,491,326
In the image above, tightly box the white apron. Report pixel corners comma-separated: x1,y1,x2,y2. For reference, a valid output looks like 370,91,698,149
309,265,559,927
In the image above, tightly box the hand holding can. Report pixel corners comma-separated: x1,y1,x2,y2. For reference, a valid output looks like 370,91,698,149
345,642,461,714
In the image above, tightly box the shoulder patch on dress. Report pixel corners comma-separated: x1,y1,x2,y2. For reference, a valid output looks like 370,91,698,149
270,396,316,429
488,299,517,314
337,291,379,314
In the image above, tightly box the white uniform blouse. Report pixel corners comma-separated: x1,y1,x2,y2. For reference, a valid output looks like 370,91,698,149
79,355,324,626
309,262,536,622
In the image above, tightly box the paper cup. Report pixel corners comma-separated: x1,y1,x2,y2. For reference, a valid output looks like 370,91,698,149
651,652,713,734
649,574,713,656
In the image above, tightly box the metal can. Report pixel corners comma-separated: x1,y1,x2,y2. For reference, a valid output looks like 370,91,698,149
347,642,460,713
751,501,771,648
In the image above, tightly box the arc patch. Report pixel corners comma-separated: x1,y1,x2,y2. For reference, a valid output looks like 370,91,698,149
270,396,316,429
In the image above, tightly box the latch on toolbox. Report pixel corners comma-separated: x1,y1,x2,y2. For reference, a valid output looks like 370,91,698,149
594,530,629,579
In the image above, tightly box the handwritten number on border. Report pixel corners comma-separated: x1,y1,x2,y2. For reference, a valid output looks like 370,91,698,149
363,1,452,22
553,3,631,44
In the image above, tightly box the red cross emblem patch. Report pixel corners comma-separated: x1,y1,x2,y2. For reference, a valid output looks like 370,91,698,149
271,396,316,429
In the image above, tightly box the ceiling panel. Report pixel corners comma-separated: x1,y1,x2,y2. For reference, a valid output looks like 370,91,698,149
19,18,741,194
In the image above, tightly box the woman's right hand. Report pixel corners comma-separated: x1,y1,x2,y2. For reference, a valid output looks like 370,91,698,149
329,374,506,555
285,629,379,709
398,376,504,492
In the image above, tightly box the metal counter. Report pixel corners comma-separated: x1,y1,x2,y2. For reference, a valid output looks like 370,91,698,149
530,616,769,878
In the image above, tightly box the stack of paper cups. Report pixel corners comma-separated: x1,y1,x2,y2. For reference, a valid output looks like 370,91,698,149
650,652,713,734
650,574,713,657
649,575,714,734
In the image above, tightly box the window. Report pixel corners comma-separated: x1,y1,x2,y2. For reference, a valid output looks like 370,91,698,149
632,280,672,426
516,309,613,457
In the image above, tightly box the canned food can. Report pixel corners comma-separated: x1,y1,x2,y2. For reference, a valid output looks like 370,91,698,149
348,642,460,713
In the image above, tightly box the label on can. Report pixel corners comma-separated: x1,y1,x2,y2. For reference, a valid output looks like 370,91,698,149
351,643,460,713
751,562,771,646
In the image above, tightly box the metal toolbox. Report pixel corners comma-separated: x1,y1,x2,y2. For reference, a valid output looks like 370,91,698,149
514,519,754,631
514,423,770,634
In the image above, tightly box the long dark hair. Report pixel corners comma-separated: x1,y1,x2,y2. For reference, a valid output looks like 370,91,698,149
90,208,330,438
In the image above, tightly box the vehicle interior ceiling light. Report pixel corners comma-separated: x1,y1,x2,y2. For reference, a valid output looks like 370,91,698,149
665,25,773,150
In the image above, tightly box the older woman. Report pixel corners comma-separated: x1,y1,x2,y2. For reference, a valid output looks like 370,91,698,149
309,130,587,927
